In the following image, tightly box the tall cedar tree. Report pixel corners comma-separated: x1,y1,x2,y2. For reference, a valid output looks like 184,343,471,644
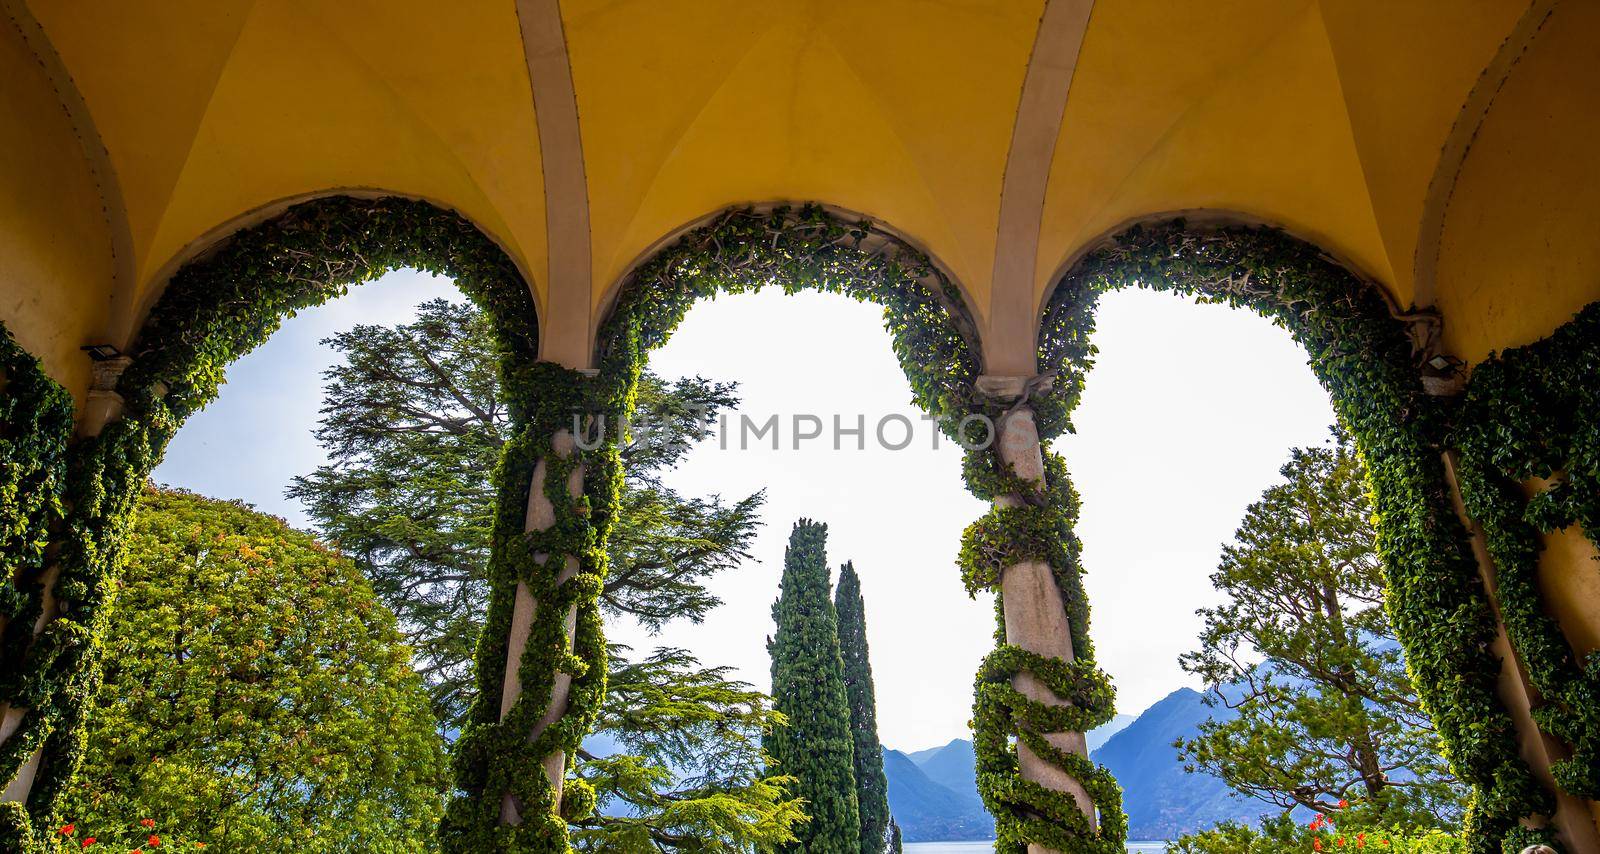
569,646,805,851
835,561,893,854
1175,429,1468,839
766,520,862,854
288,298,763,731
288,298,800,850
67,488,448,852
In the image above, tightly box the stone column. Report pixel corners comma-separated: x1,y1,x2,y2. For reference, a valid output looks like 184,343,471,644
983,376,1097,851
497,429,585,825
0,354,131,803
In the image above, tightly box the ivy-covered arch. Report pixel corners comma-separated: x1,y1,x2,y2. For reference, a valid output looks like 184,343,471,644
0,195,543,848
1034,218,1557,854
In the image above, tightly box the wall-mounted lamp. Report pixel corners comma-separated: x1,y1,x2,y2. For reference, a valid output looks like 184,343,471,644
1421,352,1466,397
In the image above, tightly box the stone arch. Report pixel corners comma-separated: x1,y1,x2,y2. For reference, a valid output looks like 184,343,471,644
592,202,985,372
121,188,545,353
1035,216,1559,851
0,194,542,847
595,204,984,415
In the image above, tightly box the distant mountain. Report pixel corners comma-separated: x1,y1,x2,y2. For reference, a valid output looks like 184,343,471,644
886,714,1135,842
909,739,978,799
882,748,993,841
1092,687,1266,840
1089,713,1137,753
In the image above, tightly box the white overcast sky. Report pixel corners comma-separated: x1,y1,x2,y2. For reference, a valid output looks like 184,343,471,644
153,268,1335,753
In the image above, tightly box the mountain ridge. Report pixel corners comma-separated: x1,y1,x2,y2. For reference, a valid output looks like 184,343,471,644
884,691,1270,842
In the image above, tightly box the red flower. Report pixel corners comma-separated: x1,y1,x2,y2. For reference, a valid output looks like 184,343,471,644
148,835,161,847
59,824,75,836
1337,799,1349,809
140,819,156,829
81,839,95,848
1336,837,1346,847
1313,839,1323,851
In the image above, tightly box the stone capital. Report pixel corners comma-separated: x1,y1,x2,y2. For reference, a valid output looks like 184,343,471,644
975,373,1054,404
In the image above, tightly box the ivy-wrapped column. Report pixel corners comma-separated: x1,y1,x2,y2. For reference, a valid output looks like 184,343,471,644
495,429,583,822
0,354,128,803
0,324,77,843
961,378,1125,854
443,363,620,852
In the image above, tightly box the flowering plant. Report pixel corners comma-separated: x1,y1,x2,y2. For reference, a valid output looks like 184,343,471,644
1303,801,1464,852
48,819,205,852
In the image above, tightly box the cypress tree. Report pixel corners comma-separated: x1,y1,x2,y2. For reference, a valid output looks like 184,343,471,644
836,561,893,854
766,520,861,854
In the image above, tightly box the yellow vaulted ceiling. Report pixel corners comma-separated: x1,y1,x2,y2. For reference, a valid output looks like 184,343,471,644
1034,0,1523,308
563,0,1041,316
9,0,1594,378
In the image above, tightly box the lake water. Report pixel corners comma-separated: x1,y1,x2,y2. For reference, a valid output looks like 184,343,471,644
904,843,1167,853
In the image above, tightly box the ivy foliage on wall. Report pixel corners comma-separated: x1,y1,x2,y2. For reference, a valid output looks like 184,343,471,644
442,359,616,851
0,196,543,851
1454,302,1600,803
1035,220,1557,854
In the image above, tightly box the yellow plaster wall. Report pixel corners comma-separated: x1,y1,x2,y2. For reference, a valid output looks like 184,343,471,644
564,0,1041,317
30,0,548,325
1435,0,1600,363
1536,526,1600,664
0,13,112,402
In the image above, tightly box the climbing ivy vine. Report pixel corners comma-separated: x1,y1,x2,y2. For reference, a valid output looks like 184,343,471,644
960,445,1126,854
1454,303,1600,805
0,323,76,842
1037,219,1557,854
442,360,615,850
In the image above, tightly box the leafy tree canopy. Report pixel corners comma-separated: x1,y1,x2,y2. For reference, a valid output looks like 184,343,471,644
1176,430,1467,840
64,487,448,852
569,646,804,852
